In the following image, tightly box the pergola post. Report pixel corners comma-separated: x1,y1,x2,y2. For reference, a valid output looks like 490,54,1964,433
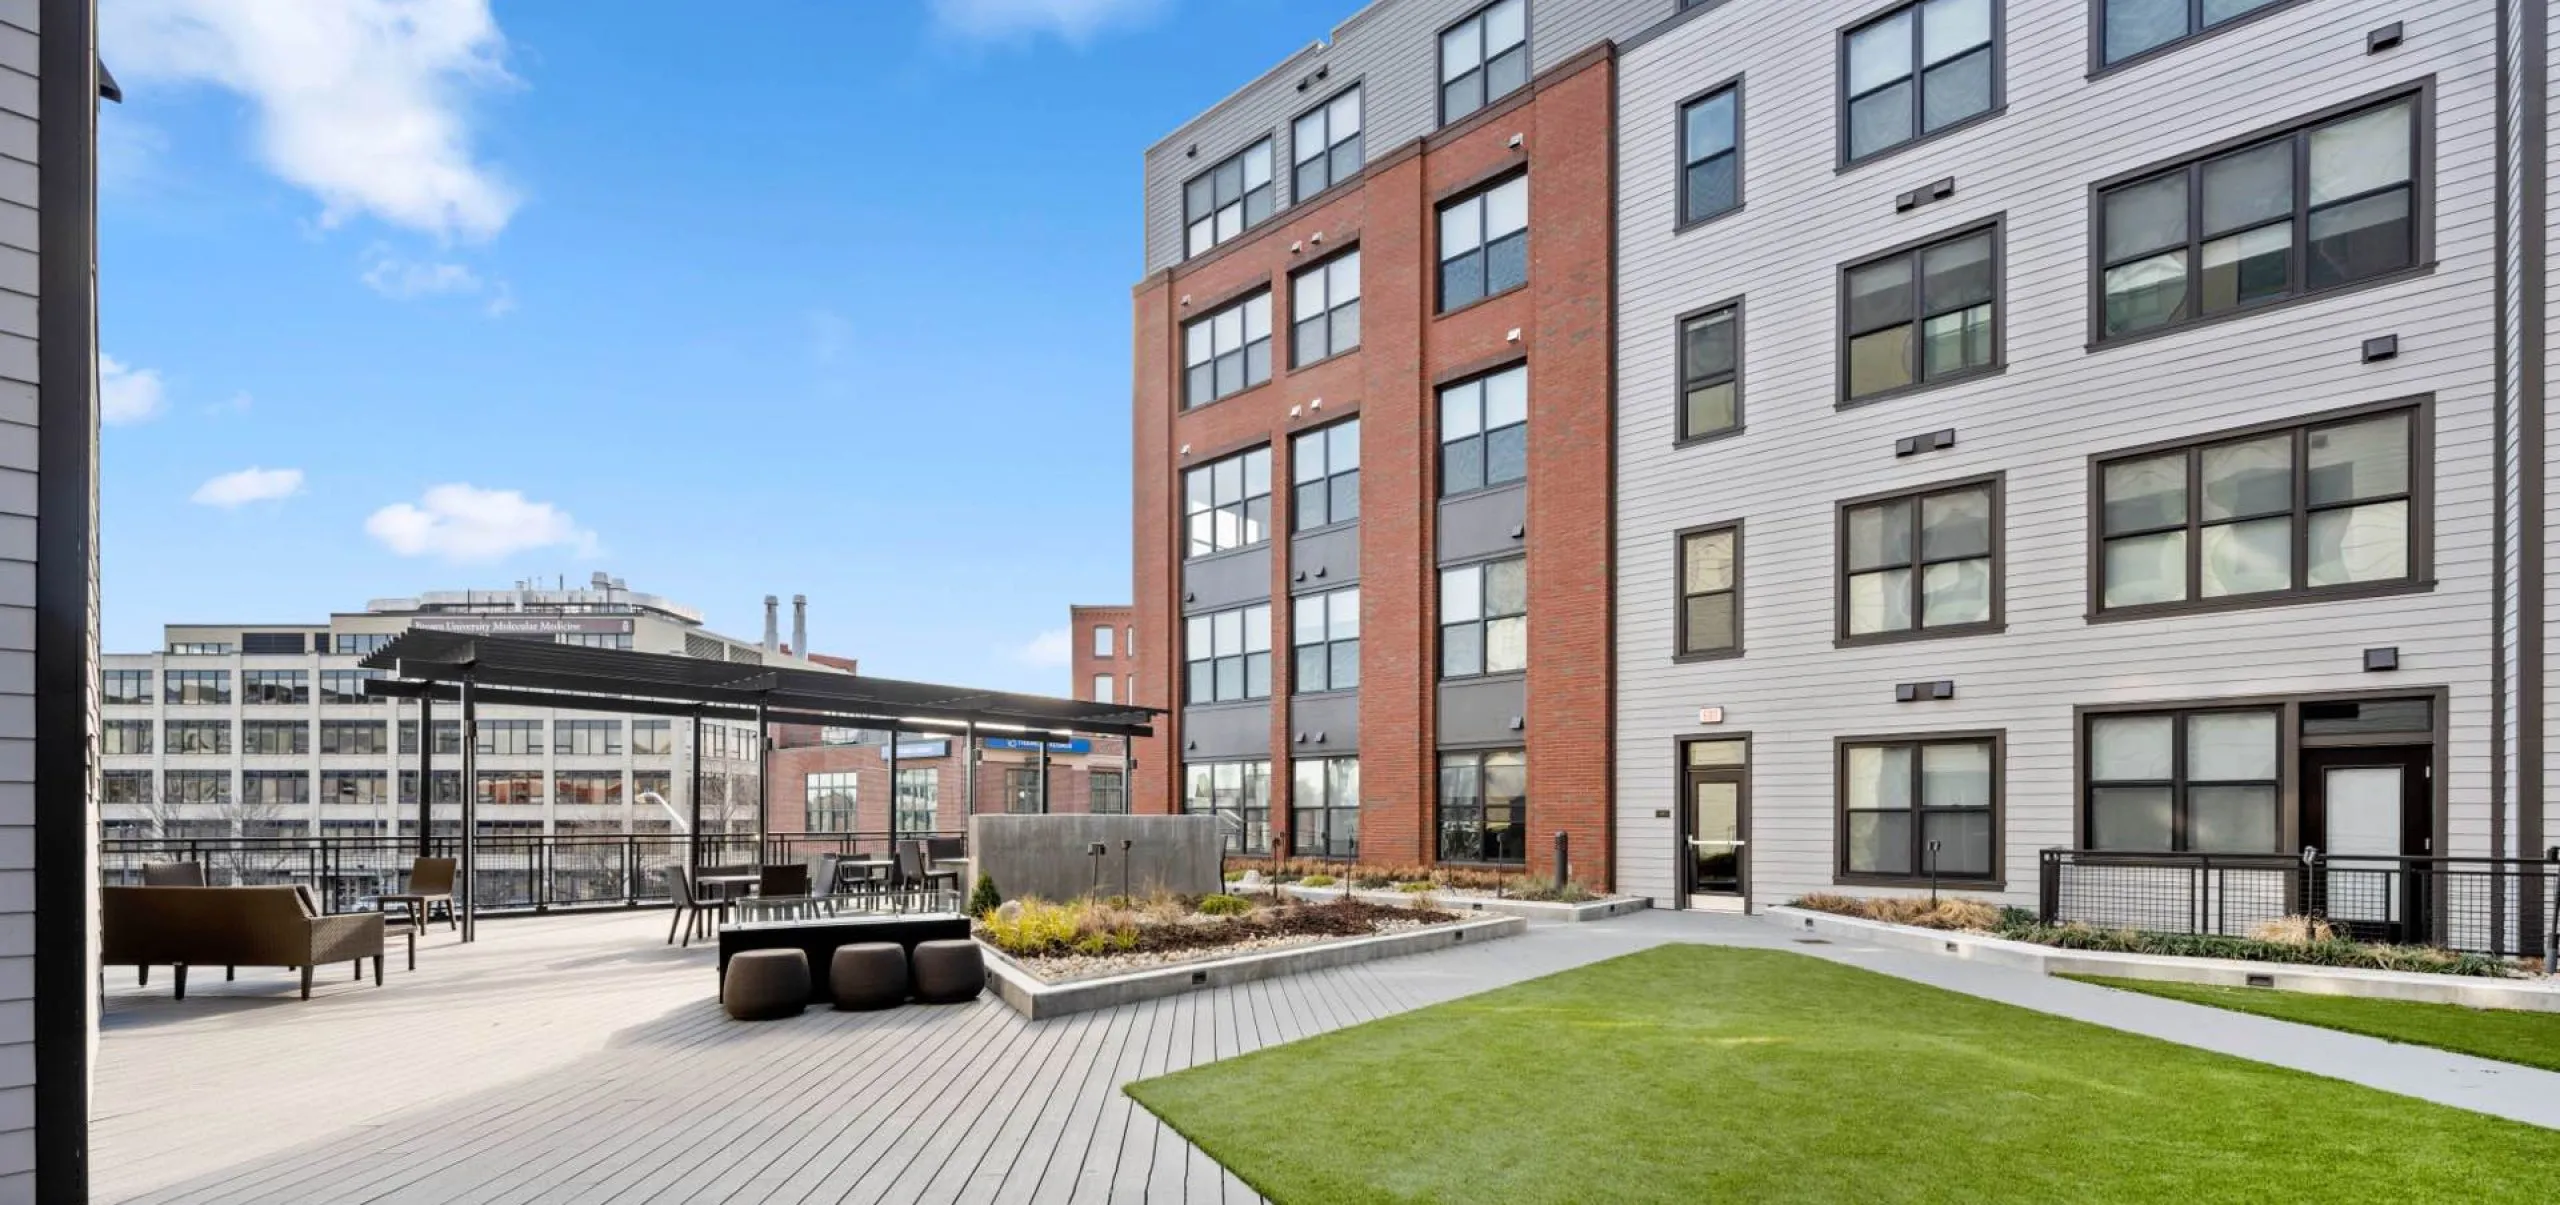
1119,737,1132,812
886,725,901,848
688,710,705,873
415,694,433,858
963,721,977,817
1037,737,1051,814
458,674,478,944
753,696,770,861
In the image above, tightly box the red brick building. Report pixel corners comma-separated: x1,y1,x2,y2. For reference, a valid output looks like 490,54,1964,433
1069,603,1138,709
1130,42,1617,885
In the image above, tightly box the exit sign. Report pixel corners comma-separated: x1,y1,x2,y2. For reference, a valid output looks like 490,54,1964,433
1696,706,1726,725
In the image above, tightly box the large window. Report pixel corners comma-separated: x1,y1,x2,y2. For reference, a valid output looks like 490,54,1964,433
1291,250,1362,366
1091,625,1114,658
1840,735,1998,881
1292,419,1360,530
1680,83,1741,226
319,669,382,703
2086,708,2279,852
1677,524,1741,657
1184,292,1272,408
1438,0,1526,125
633,771,671,804
1844,223,1997,401
1293,85,1364,198
1841,478,1998,641
166,720,232,755
165,670,230,705
2102,0,2296,68
1185,446,1272,557
476,719,544,756
1185,602,1272,703
1438,175,1527,311
243,770,309,807
164,770,230,805
895,768,938,834
242,669,309,705
555,719,623,756
1003,767,1044,814
105,669,153,704
1091,674,1116,703
1678,302,1741,441
2099,95,2418,341
242,632,307,655
1842,0,1997,164
398,720,462,755
334,632,395,656
400,770,464,805
1291,756,1360,859
555,771,623,807
477,772,543,806
1438,750,1525,863
322,771,389,807
105,771,153,804
319,720,387,756
1184,760,1272,855
1090,769,1127,815
1182,139,1274,259
1293,587,1360,694
633,720,674,755
2096,406,2419,614
246,720,309,756
1441,558,1526,678
104,720,151,755
1440,364,1527,495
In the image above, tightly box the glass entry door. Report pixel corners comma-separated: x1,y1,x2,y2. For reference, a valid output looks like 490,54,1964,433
1682,739,1748,912
2302,744,2431,943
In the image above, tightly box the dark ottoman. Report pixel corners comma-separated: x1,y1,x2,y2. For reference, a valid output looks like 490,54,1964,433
910,939,985,1004
722,948,809,1020
830,942,909,1010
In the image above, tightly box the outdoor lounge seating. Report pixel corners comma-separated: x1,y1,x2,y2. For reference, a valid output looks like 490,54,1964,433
666,866,731,947
378,857,458,932
829,943,908,1010
101,885,386,1001
142,861,207,887
898,842,961,895
910,938,984,1004
721,948,809,1020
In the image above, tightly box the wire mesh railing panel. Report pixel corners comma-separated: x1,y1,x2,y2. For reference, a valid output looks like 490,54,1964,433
2044,849,2558,958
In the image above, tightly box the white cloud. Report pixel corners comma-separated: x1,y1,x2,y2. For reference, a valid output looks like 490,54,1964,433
1013,627,1073,669
931,0,1167,43
482,281,517,317
360,248,482,298
191,466,303,507
100,354,167,425
102,0,520,240
365,483,598,562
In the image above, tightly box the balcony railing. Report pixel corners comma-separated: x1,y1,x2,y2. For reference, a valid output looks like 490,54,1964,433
2038,847,2560,958
100,831,968,917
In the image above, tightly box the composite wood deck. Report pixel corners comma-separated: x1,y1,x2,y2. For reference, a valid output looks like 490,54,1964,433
95,906,1691,1204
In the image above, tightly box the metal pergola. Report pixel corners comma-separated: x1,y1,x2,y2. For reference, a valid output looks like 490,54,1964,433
360,629,1158,941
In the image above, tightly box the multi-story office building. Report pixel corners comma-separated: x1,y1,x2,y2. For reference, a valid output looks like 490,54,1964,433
1133,0,2553,920
100,579,832,845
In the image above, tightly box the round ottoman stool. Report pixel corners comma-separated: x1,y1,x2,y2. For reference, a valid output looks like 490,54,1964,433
829,942,908,1011
722,948,809,1020
910,939,986,1004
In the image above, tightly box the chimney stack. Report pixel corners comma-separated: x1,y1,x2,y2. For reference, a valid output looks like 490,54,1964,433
791,595,807,659
762,595,779,653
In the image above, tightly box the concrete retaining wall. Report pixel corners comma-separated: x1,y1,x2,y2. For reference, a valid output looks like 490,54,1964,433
1277,883,1650,924
983,916,1526,1019
968,813,1223,904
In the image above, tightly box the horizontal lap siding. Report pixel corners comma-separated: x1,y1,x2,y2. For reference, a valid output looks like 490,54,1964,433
1614,0,2506,908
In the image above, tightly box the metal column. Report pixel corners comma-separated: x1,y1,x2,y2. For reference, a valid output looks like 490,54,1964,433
886,726,901,846
1120,738,1132,812
963,721,977,816
458,675,478,943
415,695,433,857
753,697,770,861
688,710,705,872
1037,739,1050,814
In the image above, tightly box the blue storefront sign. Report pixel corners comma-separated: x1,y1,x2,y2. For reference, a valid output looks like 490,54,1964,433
890,740,949,759
982,736,1092,755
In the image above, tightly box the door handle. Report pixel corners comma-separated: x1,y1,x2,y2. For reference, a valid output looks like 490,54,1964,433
1687,839,1745,849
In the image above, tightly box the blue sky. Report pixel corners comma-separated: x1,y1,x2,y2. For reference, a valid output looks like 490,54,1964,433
96,0,1352,693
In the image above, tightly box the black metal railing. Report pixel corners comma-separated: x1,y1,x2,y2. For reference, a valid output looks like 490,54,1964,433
99,831,969,917
2039,847,2560,958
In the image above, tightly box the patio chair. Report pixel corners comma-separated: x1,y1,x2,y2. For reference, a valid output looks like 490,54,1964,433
924,836,965,864
142,861,207,887
897,842,960,900
666,866,730,948
812,853,841,899
379,857,458,932
759,863,810,899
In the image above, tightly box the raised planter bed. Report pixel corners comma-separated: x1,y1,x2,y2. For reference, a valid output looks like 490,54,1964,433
1276,882,1648,924
1765,905,2560,1014
983,915,1526,1019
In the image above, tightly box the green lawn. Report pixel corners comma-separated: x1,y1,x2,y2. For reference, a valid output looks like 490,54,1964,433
2064,974,2560,1073
1126,946,2557,1204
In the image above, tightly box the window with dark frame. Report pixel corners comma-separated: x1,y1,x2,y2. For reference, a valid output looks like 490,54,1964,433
1291,250,1362,366
1184,602,1273,704
1438,175,1528,311
241,631,306,655
1840,736,1997,879
1440,364,1527,495
241,669,308,705
2099,95,2418,340
1292,419,1360,530
1184,446,1272,557
1292,85,1364,198
334,632,395,656
1843,0,1997,164
324,771,390,807
555,719,623,756
1438,0,1527,125
896,769,938,833
1183,292,1272,408
1680,83,1740,225
1090,769,1127,815
1678,303,1740,440
1183,139,1274,259
1438,749,1526,863
105,669,153,704
320,670,382,704
243,770,309,807
1844,223,1997,400
1293,586,1360,693
1291,755,1360,859
632,720,673,756
400,770,465,805
105,771,153,804
319,720,388,756
165,720,231,755
2102,0,2293,67
1441,557,1526,678
2085,708,2280,852
2097,406,2418,612
1841,479,1997,639
103,720,151,755
164,770,229,805
1678,525,1740,656
165,669,231,705
245,720,308,756
1184,760,1271,854
475,718,545,756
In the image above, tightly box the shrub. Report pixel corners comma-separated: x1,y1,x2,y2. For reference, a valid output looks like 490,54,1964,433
1351,873,1396,889
2250,915,2337,946
1197,893,1253,917
1394,881,1437,894
1222,869,1244,883
967,872,1002,919
1300,874,1338,888
1511,880,1598,904
1792,892,2000,933
979,898,1079,956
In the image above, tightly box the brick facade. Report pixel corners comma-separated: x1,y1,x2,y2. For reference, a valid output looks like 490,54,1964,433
1131,47,1617,886
1069,603,1139,708
766,732,1131,837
